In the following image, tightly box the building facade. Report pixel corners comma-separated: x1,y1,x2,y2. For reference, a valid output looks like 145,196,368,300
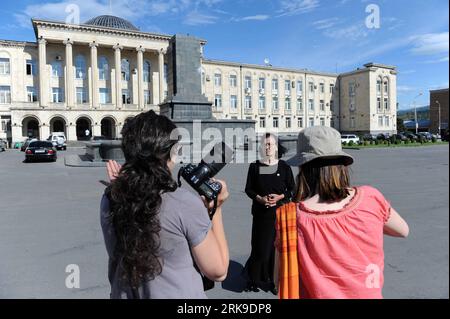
0,15,397,145
429,88,449,135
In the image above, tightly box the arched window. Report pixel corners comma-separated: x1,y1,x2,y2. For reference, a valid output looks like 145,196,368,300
98,56,109,80
75,55,86,79
121,59,130,81
143,60,151,82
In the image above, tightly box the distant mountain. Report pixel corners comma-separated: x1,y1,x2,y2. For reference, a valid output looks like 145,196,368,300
397,105,429,121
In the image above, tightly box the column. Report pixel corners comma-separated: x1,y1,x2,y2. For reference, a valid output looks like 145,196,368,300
136,46,145,108
38,38,48,107
67,123,77,142
40,124,50,140
90,42,99,108
158,49,165,104
63,39,74,107
113,44,123,109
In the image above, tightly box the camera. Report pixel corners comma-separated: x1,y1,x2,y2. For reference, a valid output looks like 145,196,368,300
177,142,233,217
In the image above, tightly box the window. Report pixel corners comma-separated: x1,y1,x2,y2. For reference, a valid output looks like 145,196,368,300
330,100,334,112
259,78,265,90
350,117,355,128
320,100,325,111
308,99,314,111
320,117,325,126
51,61,62,77
214,94,222,108
245,76,252,89
245,96,252,109
377,98,382,111
75,55,86,79
297,81,303,95
349,83,355,96
122,89,131,104
285,98,291,110
385,116,390,127
229,74,237,87
384,98,389,110
214,73,222,86
308,82,314,93
1,119,10,132
297,98,303,111
273,117,279,128
285,80,291,95
259,96,266,110
286,117,291,128
26,59,37,76
309,117,314,127
0,86,11,103
27,86,37,102
143,61,151,82
99,88,110,104
330,118,335,128
76,87,88,104
230,95,238,109
98,56,109,80
319,82,325,94
377,80,382,94
297,117,303,128
52,88,63,103
259,117,266,128
121,59,130,81
144,90,151,104
272,97,279,110
378,116,383,127
272,78,278,92
0,58,10,75
329,83,335,94
383,81,388,95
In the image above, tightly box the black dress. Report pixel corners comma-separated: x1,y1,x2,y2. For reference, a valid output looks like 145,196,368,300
243,160,295,291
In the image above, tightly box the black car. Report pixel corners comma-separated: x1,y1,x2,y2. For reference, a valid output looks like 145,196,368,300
21,138,38,152
362,133,377,141
377,133,390,140
394,133,408,141
402,132,418,141
25,141,57,162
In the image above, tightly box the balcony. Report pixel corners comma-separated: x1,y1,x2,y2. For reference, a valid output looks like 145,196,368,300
272,108,280,115
284,108,292,115
258,107,267,115
296,108,304,116
244,107,253,115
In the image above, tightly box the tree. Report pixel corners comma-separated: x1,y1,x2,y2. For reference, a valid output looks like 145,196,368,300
397,118,406,132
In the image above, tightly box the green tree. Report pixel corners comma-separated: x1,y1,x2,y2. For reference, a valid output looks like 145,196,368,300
397,118,406,132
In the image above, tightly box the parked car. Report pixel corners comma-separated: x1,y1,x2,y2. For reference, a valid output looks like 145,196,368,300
20,138,38,152
402,132,418,141
362,133,377,141
0,139,6,152
47,132,67,150
341,134,360,144
377,133,390,140
24,141,57,162
394,133,408,141
442,129,449,142
417,132,433,140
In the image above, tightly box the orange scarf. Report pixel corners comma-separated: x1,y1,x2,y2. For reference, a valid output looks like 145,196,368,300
275,202,300,299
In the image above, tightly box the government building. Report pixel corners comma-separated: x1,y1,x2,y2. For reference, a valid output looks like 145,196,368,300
0,15,398,145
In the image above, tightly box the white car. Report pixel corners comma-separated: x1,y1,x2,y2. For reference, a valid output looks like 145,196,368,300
47,132,67,150
341,134,360,144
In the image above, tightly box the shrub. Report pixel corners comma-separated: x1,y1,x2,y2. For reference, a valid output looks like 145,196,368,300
405,139,410,145
375,140,379,145
348,141,354,146
395,140,401,145
364,141,369,146
342,141,347,146
432,137,437,143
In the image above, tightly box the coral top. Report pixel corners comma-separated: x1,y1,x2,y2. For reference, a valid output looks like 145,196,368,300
296,185,391,299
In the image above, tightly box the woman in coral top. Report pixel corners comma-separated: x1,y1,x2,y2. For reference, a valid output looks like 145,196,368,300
285,126,409,299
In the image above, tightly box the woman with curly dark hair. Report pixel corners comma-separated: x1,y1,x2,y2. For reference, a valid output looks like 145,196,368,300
100,110,229,299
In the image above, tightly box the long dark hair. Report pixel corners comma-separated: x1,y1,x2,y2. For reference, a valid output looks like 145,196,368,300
107,110,178,289
295,159,351,202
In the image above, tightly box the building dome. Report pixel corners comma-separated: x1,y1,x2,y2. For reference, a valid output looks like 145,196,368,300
85,15,139,31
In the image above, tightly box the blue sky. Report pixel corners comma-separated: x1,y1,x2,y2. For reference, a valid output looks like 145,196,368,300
0,0,448,110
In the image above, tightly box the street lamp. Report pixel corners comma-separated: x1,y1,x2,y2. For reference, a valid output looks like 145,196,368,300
413,92,423,134
436,100,441,136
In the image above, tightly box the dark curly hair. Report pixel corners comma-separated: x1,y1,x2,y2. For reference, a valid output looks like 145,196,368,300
106,110,178,289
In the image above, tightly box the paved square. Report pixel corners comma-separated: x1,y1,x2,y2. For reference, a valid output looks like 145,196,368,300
0,145,448,299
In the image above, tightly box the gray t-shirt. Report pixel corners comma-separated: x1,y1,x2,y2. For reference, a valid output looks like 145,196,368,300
100,187,212,299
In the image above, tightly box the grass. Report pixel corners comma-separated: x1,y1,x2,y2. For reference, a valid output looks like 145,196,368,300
343,141,449,149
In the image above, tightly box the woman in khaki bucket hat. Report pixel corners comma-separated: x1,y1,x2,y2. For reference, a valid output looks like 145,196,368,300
277,126,409,299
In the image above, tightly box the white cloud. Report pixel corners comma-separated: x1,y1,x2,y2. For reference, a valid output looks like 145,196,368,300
184,11,218,25
278,0,319,17
410,32,449,56
235,15,270,22
425,56,449,64
397,85,416,93
312,18,339,30
323,23,369,40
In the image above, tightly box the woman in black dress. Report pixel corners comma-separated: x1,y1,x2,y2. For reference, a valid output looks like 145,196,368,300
244,133,295,294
